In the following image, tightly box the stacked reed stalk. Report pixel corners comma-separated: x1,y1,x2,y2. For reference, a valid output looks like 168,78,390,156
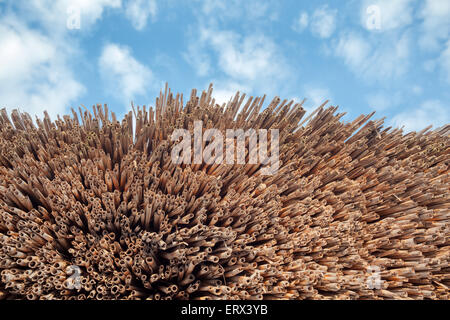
0,84,448,300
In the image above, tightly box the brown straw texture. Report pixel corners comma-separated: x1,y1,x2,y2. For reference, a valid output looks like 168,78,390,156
0,84,448,300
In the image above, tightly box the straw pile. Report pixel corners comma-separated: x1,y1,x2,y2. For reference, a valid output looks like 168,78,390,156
0,85,448,300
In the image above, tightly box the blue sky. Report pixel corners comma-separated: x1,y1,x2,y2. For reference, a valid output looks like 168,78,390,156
0,0,449,132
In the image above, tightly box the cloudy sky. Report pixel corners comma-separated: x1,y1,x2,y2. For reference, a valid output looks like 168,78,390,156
0,0,449,131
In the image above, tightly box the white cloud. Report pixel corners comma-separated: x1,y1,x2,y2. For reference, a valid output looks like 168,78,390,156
208,81,251,106
99,43,154,104
184,25,290,101
244,1,275,21
424,40,450,84
0,0,124,118
310,5,337,38
0,21,55,81
366,91,403,111
186,1,286,100
334,31,410,81
367,92,392,111
419,0,450,51
199,0,275,22
16,0,121,35
361,0,414,31
64,0,122,27
391,100,450,132
335,32,371,67
183,43,211,77
198,27,289,83
302,86,332,113
124,0,157,30
439,40,450,84
0,16,84,118
16,1,159,33
201,0,236,16
292,12,308,33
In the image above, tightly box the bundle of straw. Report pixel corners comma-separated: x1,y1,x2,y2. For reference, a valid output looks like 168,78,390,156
0,85,448,300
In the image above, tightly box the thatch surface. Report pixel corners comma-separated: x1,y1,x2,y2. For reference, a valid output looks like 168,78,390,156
0,85,448,300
